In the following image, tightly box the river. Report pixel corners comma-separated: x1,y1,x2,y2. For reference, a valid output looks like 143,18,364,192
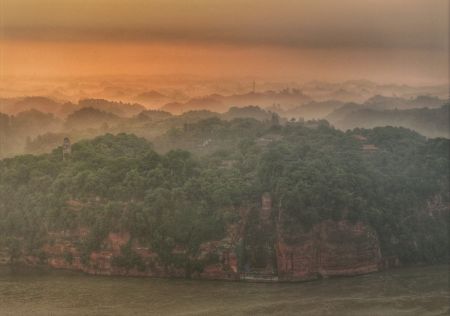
0,265,448,315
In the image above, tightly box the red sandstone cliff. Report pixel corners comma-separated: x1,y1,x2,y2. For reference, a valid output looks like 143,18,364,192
13,195,385,282
276,220,382,281
23,227,241,280
18,218,384,282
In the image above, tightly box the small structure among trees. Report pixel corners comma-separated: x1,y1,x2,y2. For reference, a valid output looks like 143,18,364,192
271,113,280,126
62,137,71,160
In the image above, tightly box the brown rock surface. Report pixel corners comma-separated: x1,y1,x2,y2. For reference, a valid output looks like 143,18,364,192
276,220,382,281
16,219,383,282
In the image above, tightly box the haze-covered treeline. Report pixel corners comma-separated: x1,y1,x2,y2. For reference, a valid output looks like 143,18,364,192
0,120,448,273
328,104,449,138
0,105,277,158
0,92,447,159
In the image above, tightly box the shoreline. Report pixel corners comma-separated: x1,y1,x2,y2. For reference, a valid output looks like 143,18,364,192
1,262,444,284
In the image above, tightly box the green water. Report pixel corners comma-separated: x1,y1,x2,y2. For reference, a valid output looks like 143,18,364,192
0,265,448,316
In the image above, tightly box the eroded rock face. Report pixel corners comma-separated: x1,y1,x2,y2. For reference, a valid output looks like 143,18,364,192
16,219,383,281
23,229,240,280
276,220,382,281
36,220,381,281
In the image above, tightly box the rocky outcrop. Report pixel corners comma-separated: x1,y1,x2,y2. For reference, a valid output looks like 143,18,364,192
13,220,383,281
276,220,382,281
22,229,240,280
11,199,384,282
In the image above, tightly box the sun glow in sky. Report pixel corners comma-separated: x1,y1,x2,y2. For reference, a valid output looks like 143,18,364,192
0,0,448,85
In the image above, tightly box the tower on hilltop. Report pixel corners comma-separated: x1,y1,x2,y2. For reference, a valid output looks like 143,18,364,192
62,137,71,161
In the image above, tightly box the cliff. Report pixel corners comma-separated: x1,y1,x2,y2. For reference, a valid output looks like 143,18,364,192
21,229,240,280
14,218,384,282
6,193,386,281
276,220,382,281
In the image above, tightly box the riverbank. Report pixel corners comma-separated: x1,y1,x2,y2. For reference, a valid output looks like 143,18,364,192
0,265,448,316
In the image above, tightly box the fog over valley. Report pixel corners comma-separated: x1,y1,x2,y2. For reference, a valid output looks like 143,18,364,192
0,78,447,158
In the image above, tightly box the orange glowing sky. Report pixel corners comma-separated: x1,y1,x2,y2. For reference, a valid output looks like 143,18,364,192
0,0,448,85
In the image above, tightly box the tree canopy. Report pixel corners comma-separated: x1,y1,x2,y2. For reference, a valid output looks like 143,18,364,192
0,121,448,273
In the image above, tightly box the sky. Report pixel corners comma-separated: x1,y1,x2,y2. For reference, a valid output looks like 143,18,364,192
0,0,448,85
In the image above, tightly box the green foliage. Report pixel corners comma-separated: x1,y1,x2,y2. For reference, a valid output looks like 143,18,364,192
0,122,448,270
112,242,145,271
63,251,74,264
331,104,449,138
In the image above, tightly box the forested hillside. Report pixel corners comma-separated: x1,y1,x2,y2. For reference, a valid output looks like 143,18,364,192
0,120,448,276
328,104,449,138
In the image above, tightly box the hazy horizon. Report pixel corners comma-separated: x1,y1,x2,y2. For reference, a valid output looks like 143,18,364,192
1,0,448,89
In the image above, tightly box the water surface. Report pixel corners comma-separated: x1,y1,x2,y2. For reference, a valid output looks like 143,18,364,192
0,265,448,315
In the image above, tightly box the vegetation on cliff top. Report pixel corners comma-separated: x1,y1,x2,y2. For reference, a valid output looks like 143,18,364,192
0,119,448,273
